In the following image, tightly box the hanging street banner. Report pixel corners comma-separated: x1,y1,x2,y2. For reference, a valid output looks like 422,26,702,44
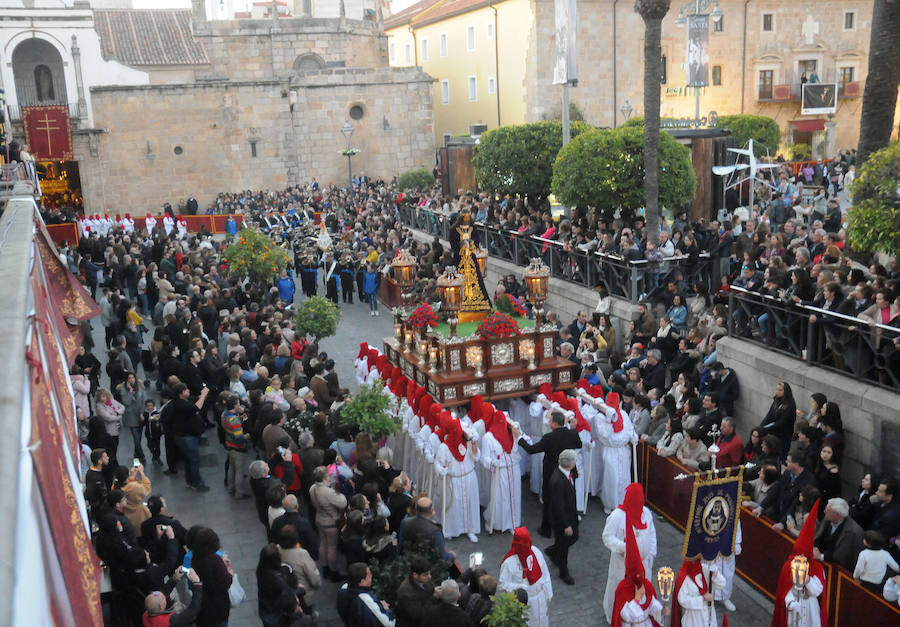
686,14,710,88
23,105,73,161
682,468,742,560
801,83,838,115
552,0,578,85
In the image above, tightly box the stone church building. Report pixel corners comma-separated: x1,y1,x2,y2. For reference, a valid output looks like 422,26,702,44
1,0,434,212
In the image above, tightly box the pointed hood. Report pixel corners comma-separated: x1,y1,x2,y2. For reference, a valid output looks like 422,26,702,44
418,395,434,428
617,483,648,530
537,382,552,400
443,417,467,462
427,403,442,431
357,342,369,359
605,391,625,432
671,558,706,627
611,524,660,627
502,527,543,585
590,384,606,399
576,378,591,393
488,409,514,454
792,498,819,560
470,395,484,421
566,397,590,433
551,391,567,408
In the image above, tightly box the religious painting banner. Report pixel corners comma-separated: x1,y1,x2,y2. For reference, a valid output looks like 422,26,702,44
801,83,838,115
686,14,710,87
682,469,742,560
23,105,73,161
552,0,578,85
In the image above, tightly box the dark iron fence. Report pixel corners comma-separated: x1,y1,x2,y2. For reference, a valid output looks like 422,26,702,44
397,205,715,303
728,286,899,391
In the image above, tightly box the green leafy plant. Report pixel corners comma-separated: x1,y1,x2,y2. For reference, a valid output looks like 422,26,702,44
481,592,529,627
340,381,399,439
368,538,451,605
551,125,696,217
473,120,592,202
790,143,812,161
397,168,436,191
716,114,781,157
493,294,527,317
293,295,342,341
222,227,290,285
848,141,900,257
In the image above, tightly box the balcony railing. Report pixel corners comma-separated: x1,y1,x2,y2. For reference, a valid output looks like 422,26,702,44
7,102,82,122
396,205,716,303
728,286,899,391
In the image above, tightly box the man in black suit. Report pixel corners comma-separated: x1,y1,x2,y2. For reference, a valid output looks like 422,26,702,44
706,362,740,416
140,494,188,563
566,310,589,340
513,411,582,537
753,446,816,523
813,497,864,571
545,448,579,585
269,494,319,559
398,497,455,561
871,478,900,540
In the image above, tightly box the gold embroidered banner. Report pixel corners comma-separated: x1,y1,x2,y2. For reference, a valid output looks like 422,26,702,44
23,105,73,161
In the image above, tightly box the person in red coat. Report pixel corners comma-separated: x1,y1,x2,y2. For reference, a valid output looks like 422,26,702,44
611,524,664,626
714,417,744,469
771,499,827,627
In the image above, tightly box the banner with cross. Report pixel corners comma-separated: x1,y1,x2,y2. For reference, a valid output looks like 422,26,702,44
23,105,73,161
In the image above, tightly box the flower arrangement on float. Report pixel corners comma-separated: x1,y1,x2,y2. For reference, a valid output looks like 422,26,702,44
407,302,438,330
476,311,521,340
493,293,529,317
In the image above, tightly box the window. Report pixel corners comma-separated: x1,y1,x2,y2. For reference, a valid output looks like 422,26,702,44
349,104,365,120
843,10,856,31
758,69,773,99
250,141,257,158
467,25,476,51
839,66,855,87
799,59,817,80
660,55,667,84
713,16,723,32
440,33,448,57
389,42,395,63
712,65,722,86
488,76,496,94
468,75,478,101
441,79,450,105
404,43,411,65
487,22,494,39
762,13,774,32
421,39,429,61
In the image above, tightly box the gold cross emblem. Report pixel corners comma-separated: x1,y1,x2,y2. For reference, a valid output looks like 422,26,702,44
35,114,59,154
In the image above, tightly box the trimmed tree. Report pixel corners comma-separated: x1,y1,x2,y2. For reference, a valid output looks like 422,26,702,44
634,0,672,245
473,120,592,203
222,227,290,285
397,168,436,191
848,141,900,257
717,114,781,156
293,295,342,341
339,381,401,439
551,126,696,221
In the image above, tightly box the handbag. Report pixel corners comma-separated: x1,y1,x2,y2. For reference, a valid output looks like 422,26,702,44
228,572,246,607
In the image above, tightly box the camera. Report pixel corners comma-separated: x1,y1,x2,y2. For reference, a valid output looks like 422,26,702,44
469,552,484,568
133,458,140,468
180,566,190,574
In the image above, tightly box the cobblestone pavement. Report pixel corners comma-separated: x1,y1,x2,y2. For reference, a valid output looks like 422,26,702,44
99,286,773,626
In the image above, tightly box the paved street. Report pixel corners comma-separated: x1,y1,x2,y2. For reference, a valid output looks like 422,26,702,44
98,288,773,626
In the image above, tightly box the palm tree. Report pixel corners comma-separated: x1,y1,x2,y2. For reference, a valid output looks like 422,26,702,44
634,0,671,245
857,0,900,163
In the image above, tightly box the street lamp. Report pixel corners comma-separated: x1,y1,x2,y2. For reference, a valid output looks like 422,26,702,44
340,120,354,187
620,100,633,123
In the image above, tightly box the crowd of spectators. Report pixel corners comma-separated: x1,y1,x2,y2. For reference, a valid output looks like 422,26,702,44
73,178,558,626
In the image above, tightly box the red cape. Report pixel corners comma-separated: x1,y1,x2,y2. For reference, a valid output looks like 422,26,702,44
770,560,827,627
670,561,708,627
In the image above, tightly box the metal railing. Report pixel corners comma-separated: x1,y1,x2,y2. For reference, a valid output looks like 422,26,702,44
6,102,81,122
728,286,899,391
397,205,715,302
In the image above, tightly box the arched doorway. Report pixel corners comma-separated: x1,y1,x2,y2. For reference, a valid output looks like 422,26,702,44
12,38,68,107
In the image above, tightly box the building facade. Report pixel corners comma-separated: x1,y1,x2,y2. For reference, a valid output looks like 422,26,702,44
387,0,899,155
1,0,434,212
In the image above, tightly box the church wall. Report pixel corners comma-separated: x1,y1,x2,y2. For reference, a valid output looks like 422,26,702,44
291,66,435,183
79,82,292,212
195,17,388,82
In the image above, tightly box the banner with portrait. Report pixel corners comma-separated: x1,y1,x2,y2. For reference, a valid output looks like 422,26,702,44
683,469,742,560
801,83,838,115
685,14,710,87
552,0,577,85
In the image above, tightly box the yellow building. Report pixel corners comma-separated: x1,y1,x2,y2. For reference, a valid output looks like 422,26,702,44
386,0,531,144
388,0,898,156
